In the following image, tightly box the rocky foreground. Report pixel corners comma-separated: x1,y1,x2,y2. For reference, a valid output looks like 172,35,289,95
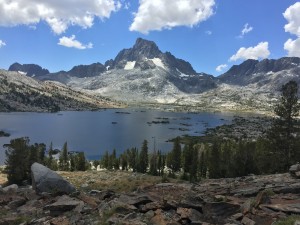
1,164,300,225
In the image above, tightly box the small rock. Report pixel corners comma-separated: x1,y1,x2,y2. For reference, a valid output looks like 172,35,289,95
81,183,89,188
7,196,26,209
230,213,243,221
241,200,252,215
44,195,83,216
214,195,227,202
48,216,70,225
241,216,255,225
177,207,202,221
3,184,18,192
254,191,271,208
144,210,155,219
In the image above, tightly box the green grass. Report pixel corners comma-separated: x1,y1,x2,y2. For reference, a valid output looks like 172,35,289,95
274,215,300,225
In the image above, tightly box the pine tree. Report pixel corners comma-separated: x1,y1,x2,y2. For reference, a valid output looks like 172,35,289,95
139,140,148,173
59,142,69,171
269,80,300,171
76,152,87,171
170,137,182,173
208,141,221,178
112,149,119,170
149,150,158,176
101,151,109,169
4,137,30,185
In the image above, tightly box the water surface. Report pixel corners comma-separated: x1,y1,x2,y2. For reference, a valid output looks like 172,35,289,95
0,109,234,164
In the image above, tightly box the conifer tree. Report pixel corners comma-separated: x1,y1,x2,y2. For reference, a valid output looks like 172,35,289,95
269,80,300,171
149,150,158,175
102,151,110,169
170,137,182,173
59,142,69,171
139,140,148,173
76,152,87,171
208,141,221,178
4,137,30,185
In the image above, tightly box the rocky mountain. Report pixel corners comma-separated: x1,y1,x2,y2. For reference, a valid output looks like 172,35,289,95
219,57,300,89
8,62,50,77
35,38,216,105
0,69,123,112
8,38,300,113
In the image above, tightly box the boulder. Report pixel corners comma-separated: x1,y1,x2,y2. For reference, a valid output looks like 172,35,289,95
31,162,76,195
289,163,300,178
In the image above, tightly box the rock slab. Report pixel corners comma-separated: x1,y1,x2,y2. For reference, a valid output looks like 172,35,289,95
31,162,76,195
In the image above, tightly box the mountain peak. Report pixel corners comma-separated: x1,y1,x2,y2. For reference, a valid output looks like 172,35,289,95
132,38,161,56
112,38,162,69
9,62,50,77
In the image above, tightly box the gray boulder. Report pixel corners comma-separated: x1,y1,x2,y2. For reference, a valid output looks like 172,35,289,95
289,163,300,178
31,162,76,195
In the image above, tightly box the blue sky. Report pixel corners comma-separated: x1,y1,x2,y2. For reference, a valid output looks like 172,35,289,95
0,0,299,76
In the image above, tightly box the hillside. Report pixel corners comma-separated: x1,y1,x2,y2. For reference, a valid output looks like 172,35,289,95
0,70,124,112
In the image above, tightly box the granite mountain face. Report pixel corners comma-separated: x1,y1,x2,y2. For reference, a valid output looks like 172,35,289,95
6,38,300,112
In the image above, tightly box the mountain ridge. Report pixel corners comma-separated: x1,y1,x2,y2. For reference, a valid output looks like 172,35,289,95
5,38,300,113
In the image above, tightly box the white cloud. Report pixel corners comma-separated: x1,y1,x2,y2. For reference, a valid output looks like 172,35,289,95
58,35,93,50
216,64,228,72
205,30,212,35
283,2,300,36
124,2,130,10
238,23,253,38
0,0,121,34
229,42,270,62
0,40,6,48
284,38,300,57
283,2,300,57
129,0,215,34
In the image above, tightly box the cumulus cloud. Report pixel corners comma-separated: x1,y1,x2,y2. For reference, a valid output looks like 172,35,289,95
283,2,300,36
229,42,270,62
283,2,300,57
284,38,300,57
58,35,93,50
238,23,253,38
0,40,6,48
0,0,121,34
216,64,228,72
130,0,215,34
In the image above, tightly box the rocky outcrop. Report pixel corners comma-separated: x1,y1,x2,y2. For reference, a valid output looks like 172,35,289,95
67,63,106,78
9,62,50,77
31,162,76,195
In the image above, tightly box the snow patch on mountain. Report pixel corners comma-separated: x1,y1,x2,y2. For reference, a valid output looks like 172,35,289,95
124,61,136,70
150,58,166,69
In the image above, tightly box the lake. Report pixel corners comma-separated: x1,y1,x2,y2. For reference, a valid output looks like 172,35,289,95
0,109,235,164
